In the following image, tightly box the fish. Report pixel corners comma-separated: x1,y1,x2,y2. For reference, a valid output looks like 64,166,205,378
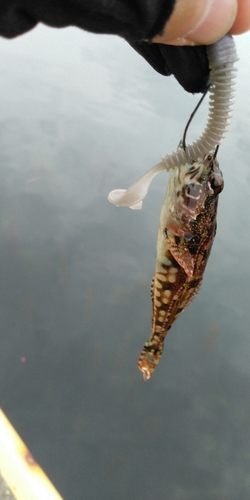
138,151,224,380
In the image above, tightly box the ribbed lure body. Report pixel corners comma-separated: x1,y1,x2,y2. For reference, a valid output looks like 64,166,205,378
138,153,224,380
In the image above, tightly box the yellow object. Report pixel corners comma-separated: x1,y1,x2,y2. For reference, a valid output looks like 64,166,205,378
0,409,63,500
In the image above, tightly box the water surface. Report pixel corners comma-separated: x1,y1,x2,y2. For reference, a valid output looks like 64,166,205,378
0,27,250,500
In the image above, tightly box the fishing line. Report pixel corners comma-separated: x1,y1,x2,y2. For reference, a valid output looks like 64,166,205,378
182,84,210,151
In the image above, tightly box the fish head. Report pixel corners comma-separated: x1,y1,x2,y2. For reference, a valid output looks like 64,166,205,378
162,153,224,276
168,152,224,220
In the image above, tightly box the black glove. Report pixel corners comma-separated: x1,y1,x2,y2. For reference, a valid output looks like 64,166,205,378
129,41,209,94
0,0,209,94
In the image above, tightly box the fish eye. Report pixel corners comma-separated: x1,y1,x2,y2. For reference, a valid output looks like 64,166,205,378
208,173,224,194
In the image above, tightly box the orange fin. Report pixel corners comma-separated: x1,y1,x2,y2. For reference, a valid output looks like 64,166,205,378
168,242,194,277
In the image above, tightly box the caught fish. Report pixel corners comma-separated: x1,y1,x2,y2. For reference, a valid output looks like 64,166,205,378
138,151,224,380
108,36,238,381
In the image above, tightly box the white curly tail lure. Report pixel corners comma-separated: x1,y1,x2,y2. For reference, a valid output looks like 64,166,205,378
108,35,238,209
108,35,238,380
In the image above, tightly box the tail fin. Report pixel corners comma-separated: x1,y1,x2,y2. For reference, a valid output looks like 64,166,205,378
137,341,164,381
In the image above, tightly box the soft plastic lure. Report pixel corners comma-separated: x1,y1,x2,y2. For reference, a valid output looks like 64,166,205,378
108,35,238,379
108,35,238,210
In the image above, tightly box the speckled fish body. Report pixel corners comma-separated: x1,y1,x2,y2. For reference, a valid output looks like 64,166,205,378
138,153,224,380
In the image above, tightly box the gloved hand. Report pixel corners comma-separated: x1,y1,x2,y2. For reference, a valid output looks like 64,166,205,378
131,0,250,93
129,41,209,94
0,0,249,94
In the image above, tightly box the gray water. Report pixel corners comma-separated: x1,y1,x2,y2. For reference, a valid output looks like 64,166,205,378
0,26,250,500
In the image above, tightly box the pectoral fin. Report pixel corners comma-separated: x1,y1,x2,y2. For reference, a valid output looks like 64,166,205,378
168,242,195,277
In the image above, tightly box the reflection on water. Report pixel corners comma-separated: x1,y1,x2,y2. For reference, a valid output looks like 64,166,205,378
0,26,250,499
